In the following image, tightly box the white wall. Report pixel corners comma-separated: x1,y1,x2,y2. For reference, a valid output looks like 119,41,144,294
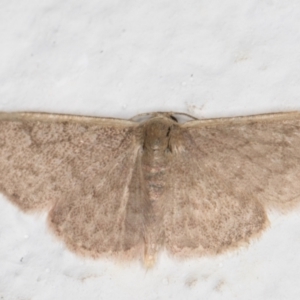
1,1,300,299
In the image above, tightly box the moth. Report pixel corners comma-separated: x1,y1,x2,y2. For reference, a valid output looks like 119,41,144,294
0,111,300,267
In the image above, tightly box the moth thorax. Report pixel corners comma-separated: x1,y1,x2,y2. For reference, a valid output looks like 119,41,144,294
144,120,172,152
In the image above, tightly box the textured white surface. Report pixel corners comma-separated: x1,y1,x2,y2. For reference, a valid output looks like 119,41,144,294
1,0,300,299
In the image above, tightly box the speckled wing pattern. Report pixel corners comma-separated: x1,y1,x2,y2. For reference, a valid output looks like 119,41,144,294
0,111,300,265
0,113,147,259
164,113,300,257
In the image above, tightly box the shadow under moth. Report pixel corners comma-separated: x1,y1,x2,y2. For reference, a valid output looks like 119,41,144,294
0,111,300,267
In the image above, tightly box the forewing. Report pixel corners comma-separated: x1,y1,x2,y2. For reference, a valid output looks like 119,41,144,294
184,113,300,210
0,113,145,258
164,113,300,256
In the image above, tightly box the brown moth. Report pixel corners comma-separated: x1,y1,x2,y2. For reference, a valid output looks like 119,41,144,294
0,111,300,267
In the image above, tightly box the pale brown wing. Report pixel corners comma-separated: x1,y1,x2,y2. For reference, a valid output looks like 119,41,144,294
0,112,146,258
164,112,300,257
